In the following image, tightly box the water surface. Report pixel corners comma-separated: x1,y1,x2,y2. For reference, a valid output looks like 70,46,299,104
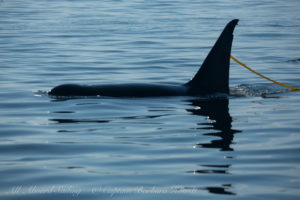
1,0,300,199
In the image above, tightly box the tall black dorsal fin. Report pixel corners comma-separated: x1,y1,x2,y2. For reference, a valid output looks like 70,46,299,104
187,19,239,94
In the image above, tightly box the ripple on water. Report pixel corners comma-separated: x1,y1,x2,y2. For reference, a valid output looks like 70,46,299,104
1,0,300,199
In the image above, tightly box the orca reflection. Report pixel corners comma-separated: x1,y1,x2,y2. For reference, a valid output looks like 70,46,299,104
187,98,240,151
49,19,238,97
186,98,241,196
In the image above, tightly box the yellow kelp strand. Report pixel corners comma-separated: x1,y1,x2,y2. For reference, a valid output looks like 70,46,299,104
230,55,299,91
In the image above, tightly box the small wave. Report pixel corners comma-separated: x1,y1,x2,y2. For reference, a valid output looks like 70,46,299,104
287,58,300,63
34,90,49,97
37,90,103,100
230,84,289,97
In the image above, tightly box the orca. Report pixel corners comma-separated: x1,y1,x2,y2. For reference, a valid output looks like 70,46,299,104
49,19,239,97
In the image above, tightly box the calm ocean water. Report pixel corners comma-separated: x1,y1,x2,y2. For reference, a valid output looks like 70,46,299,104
1,0,300,199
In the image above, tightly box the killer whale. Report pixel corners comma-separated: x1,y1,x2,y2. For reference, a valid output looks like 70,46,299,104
49,19,239,97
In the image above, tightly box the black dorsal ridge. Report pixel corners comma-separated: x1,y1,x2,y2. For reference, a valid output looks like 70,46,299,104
187,19,239,94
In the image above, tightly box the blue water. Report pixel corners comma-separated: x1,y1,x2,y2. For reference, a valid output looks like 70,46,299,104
1,0,300,199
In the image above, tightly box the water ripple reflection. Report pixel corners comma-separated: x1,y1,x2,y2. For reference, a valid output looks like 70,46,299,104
187,98,241,151
2,0,300,199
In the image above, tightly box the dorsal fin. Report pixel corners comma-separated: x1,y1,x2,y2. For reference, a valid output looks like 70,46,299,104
187,19,239,94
